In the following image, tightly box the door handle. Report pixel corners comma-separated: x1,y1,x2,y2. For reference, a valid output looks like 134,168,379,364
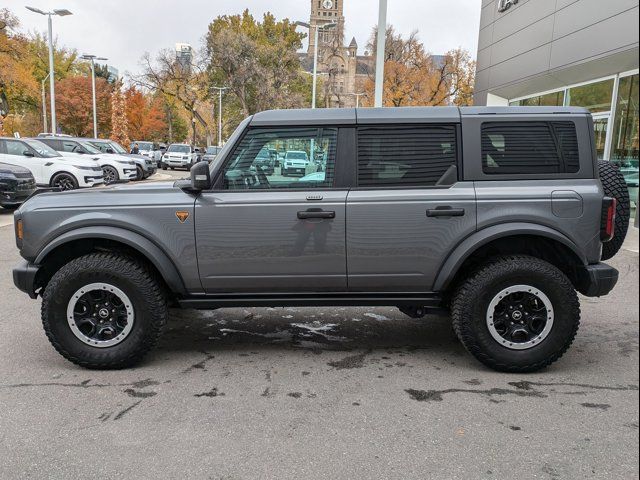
426,207,465,218
297,210,336,219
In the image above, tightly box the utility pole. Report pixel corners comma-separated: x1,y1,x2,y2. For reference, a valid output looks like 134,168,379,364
211,86,227,146
80,54,108,138
374,0,387,108
26,7,73,133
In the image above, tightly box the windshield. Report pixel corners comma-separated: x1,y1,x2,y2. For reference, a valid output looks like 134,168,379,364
135,142,153,150
109,142,127,154
167,144,191,154
78,141,101,154
287,151,307,160
205,146,220,155
23,139,61,158
209,116,252,176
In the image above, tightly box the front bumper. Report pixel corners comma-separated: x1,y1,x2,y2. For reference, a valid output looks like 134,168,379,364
13,260,40,299
575,263,619,297
1,189,34,206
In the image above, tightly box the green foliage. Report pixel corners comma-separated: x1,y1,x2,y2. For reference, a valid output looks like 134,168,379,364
205,9,308,117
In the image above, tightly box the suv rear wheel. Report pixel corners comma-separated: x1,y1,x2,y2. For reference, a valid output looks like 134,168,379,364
451,255,580,373
41,253,167,369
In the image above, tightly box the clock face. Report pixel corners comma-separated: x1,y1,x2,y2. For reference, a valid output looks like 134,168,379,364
322,0,333,9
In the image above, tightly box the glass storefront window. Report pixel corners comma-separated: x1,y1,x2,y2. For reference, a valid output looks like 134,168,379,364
610,74,639,204
567,78,615,113
593,117,609,160
510,90,565,107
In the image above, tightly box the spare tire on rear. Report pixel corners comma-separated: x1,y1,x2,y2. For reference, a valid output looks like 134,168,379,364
598,160,630,260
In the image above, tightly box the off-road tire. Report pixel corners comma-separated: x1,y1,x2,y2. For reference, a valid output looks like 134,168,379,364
41,253,167,369
451,255,580,373
598,160,630,260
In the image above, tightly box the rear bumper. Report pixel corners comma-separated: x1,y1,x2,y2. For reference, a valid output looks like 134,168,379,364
13,260,40,299
575,262,619,297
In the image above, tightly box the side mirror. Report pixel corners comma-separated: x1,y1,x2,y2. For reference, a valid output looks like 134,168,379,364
23,150,35,157
190,161,211,190
106,148,114,154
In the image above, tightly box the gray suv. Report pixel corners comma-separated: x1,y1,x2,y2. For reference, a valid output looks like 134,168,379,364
12,107,630,372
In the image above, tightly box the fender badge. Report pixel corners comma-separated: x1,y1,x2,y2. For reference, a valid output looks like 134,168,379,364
175,211,190,223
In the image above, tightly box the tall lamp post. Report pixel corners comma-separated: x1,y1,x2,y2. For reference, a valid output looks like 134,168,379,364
26,6,73,134
41,73,49,133
211,86,227,147
374,0,387,107
80,54,108,138
295,21,337,109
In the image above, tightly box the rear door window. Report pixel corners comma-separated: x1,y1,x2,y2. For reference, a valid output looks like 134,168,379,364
356,125,457,187
481,122,580,174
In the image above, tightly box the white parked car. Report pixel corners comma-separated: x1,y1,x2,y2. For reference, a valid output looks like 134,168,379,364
282,150,310,176
130,141,165,163
37,137,137,185
0,137,103,190
161,144,203,170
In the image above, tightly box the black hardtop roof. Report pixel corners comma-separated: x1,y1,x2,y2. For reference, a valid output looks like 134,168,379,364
249,106,591,126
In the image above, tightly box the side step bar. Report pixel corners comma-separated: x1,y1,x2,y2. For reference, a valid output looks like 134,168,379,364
178,292,444,310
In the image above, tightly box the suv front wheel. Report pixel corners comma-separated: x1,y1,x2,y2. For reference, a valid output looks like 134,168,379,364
41,253,167,369
451,255,580,373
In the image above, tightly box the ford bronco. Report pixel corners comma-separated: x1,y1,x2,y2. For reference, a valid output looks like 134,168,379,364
12,107,630,372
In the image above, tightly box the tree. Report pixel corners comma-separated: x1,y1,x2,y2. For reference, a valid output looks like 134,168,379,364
204,10,308,117
110,83,129,146
124,86,168,141
55,75,111,136
362,26,476,107
0,9,39,134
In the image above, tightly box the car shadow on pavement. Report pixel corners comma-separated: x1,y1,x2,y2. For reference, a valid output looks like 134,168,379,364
158,306,466,358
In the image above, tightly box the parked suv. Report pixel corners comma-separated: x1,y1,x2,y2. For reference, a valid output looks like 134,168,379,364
12,107,630,372
161,144,203,170
0,137,104,190
37,136,137,185
0,162,36,209
87,139,156,180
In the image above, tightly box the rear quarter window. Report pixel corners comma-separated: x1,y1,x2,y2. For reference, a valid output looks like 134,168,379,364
481,121,580,175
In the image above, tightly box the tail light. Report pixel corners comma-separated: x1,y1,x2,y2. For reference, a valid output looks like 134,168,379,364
601,197,616,242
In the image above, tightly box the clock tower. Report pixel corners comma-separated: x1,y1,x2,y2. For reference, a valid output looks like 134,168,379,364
308,0,345,54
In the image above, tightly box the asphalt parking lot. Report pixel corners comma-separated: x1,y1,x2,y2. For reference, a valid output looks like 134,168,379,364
0,182,638,479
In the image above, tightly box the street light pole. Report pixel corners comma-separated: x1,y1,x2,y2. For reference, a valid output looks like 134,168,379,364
81,54,108,138
212,86,227,147
295,21,337,109
374,0,387,108
26,7,73,134
41,73,49,133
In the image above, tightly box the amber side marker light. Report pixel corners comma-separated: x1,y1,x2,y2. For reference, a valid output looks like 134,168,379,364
16,219,24,240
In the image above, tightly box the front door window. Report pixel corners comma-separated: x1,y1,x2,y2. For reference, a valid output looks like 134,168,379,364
221,127,337,190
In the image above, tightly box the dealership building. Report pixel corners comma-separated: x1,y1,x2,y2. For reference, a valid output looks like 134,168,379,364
474,0,639,201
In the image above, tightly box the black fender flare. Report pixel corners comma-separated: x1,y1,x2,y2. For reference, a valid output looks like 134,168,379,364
432,222,588,291
34,226,187,295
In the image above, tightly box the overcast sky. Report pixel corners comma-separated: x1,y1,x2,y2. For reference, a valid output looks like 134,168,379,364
6,0,482,76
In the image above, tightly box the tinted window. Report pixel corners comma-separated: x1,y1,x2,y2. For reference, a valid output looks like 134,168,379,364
357,125,457,187
222,127,337,190
482,122,580,175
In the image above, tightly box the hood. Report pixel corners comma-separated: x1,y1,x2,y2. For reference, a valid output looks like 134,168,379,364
57,154,102,168
19,180,182,212
0,162,33,177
